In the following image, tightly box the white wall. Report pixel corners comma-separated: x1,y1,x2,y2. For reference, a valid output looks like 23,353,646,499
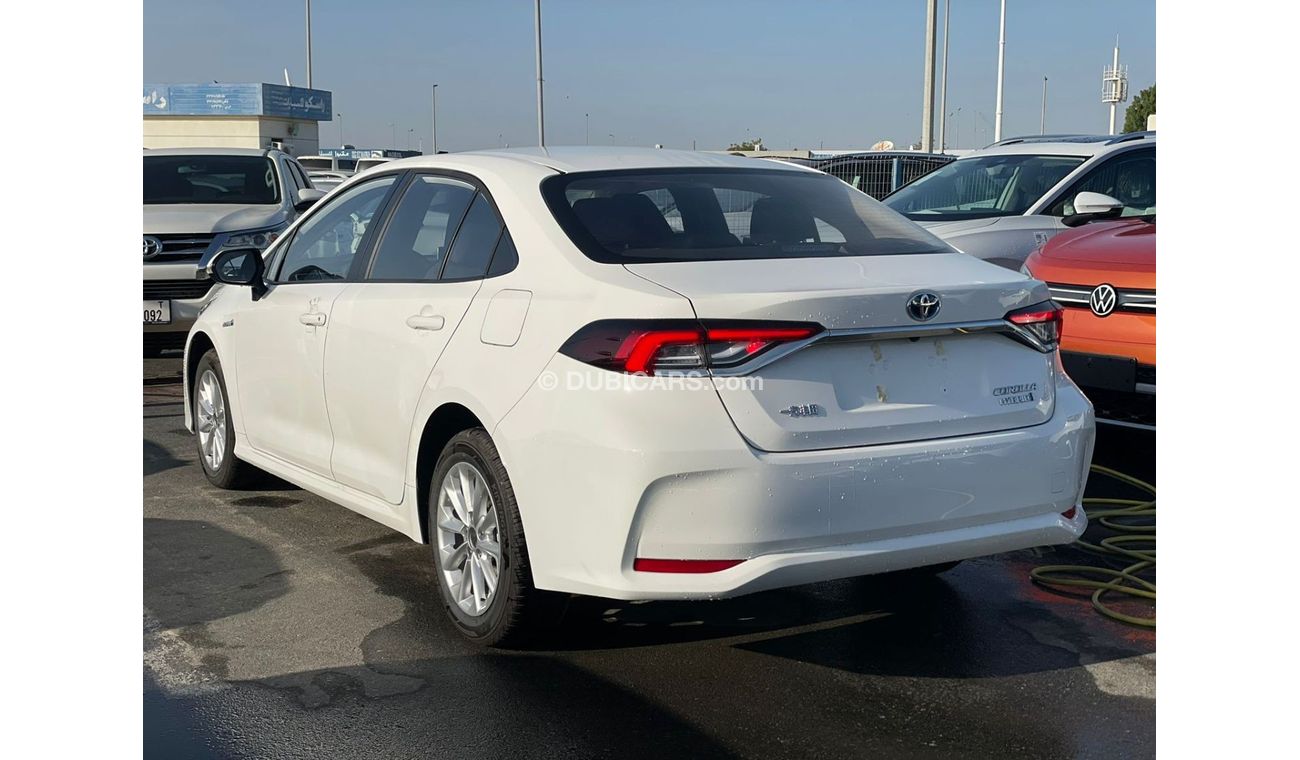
143,116,320,156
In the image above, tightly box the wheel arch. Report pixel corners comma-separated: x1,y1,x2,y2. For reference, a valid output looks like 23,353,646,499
183,331,216,431
414,402,487,544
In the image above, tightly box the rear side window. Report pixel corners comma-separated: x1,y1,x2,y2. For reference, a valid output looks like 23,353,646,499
368,176,476,281
542,168,952,264
487,229,518,276
442,194,504,280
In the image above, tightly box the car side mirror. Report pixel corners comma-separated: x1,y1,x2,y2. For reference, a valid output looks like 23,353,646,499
294,187,326,212
1062,191,1124,227
209,247,268,300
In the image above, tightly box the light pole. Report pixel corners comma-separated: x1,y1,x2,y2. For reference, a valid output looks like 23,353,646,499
994,0,1006,142
305,0,313,89
431,84,438,154
534,0,546,146
948,107,962,149
336,113,343,147
938,0,951,152
1041,76,1048,135
921,0,937,152
585,113,590,145
608,133,615,145
407,128,413,150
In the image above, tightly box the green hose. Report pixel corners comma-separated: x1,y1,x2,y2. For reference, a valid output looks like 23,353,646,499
1029,464,1156,627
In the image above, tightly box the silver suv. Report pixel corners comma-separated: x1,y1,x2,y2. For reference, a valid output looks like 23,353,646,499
883,132,1155,270
143,148,324,355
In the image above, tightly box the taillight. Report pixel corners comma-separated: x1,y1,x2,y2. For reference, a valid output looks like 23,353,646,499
1005,301,1063,351
560,320,822,376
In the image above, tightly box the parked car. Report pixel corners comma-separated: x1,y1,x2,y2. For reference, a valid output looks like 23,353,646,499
184,147,1095,645
297,155,357,174
883,132,1155,270
354,156,393,174
144,148,325,355
306,170,351,193
1024,201,1155,428
816,151,956,199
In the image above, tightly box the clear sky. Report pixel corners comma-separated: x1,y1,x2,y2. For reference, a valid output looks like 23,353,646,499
143,0,1155,152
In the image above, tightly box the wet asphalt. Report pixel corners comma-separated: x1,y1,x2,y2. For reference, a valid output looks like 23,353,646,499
143,355,1155,759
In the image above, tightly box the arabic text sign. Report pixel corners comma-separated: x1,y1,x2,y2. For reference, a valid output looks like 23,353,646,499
143,83,332,121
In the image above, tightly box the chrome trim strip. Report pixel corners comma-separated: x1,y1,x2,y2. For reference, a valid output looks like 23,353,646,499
1096,417,1156,431
710,318,1053,377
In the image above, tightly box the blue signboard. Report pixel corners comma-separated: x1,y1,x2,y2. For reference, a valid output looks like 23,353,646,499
143,83,332,121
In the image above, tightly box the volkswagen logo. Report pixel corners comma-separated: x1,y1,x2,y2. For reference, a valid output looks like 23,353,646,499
143,236,163,260
906,291,942,322
1089,283,1118,317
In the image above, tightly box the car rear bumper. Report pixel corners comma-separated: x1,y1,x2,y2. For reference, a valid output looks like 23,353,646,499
495,355,1095,600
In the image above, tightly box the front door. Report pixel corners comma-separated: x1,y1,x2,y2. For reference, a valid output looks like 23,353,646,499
325,175,510,504
235,174,399,476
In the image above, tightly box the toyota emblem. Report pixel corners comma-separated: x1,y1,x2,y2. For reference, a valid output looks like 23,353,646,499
1089,284,1117,317
906,291,942,322
143,236,163,260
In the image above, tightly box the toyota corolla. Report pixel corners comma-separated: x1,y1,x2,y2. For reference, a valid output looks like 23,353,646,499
184,147,1094,645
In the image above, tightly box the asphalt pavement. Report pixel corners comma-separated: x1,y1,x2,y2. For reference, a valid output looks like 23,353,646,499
143,355,1155,759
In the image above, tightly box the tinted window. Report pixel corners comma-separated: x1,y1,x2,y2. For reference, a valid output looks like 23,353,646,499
1048,149,1156,217
144,155,280,205
442,194,504,280
543,169,951,264
368,176,476,281
297,156,333,171
276,176,397,282
883,154,1085,220
337,158,358,171
487,229,518,276
290,162,314,190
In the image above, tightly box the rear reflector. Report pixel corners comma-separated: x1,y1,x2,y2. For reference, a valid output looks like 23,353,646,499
633,558,744,573
1061,506,1078,520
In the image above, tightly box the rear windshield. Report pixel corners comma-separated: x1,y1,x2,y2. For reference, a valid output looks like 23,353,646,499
542,168,952,263
884,154,1085,221
297,156,333,171
144,155,279,205
337,158,357,171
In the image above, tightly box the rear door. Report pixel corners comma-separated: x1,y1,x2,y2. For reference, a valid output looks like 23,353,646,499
324,173,510,504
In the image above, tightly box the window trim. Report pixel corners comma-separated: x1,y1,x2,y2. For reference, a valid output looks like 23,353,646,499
358,169,516,284
268,172,405,284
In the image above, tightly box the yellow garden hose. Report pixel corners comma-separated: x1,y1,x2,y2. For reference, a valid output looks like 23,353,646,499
1030,464,1156,627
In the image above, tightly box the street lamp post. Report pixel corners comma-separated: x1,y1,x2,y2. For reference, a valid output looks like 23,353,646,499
407,128,414,150
336,113,343,147
994,0,1006,142
431,84,439,155
305,0,313,89
534,0,545,146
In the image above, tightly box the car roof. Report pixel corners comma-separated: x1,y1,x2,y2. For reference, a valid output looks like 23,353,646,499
143,147,274,158
379,146,811,175
961,131,1155,158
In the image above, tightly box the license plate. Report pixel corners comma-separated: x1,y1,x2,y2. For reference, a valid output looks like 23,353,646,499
144,299,172,325
1061,351,1136,393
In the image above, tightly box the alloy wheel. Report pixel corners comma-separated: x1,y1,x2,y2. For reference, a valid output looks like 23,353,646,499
195,369,226,471
436,461,503,617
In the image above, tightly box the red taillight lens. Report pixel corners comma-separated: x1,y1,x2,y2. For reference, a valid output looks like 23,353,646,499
561,320,822,375
1005,301,1063,351
633,558,744,573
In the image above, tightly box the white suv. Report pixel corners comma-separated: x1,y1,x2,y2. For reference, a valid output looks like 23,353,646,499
144,148,324,355
185,148,1094,645
884,132,1155,269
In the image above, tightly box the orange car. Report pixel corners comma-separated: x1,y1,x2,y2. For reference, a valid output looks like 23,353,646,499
1024,216,1154,428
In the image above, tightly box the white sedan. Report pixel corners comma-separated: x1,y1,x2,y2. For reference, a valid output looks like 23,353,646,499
185,147,1094,646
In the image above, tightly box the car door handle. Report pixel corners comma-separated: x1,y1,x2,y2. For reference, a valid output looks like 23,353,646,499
299,312,327,326
405,314,446,331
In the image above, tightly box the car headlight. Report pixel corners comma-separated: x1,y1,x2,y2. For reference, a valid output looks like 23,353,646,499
224,224,288,250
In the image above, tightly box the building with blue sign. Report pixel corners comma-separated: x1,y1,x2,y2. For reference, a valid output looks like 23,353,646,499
143,83,333,157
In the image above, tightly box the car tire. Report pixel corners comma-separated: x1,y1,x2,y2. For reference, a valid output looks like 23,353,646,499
429,428,557,647
193,350,258,489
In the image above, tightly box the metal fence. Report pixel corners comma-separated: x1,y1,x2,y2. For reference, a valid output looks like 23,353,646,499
812,152,955,199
